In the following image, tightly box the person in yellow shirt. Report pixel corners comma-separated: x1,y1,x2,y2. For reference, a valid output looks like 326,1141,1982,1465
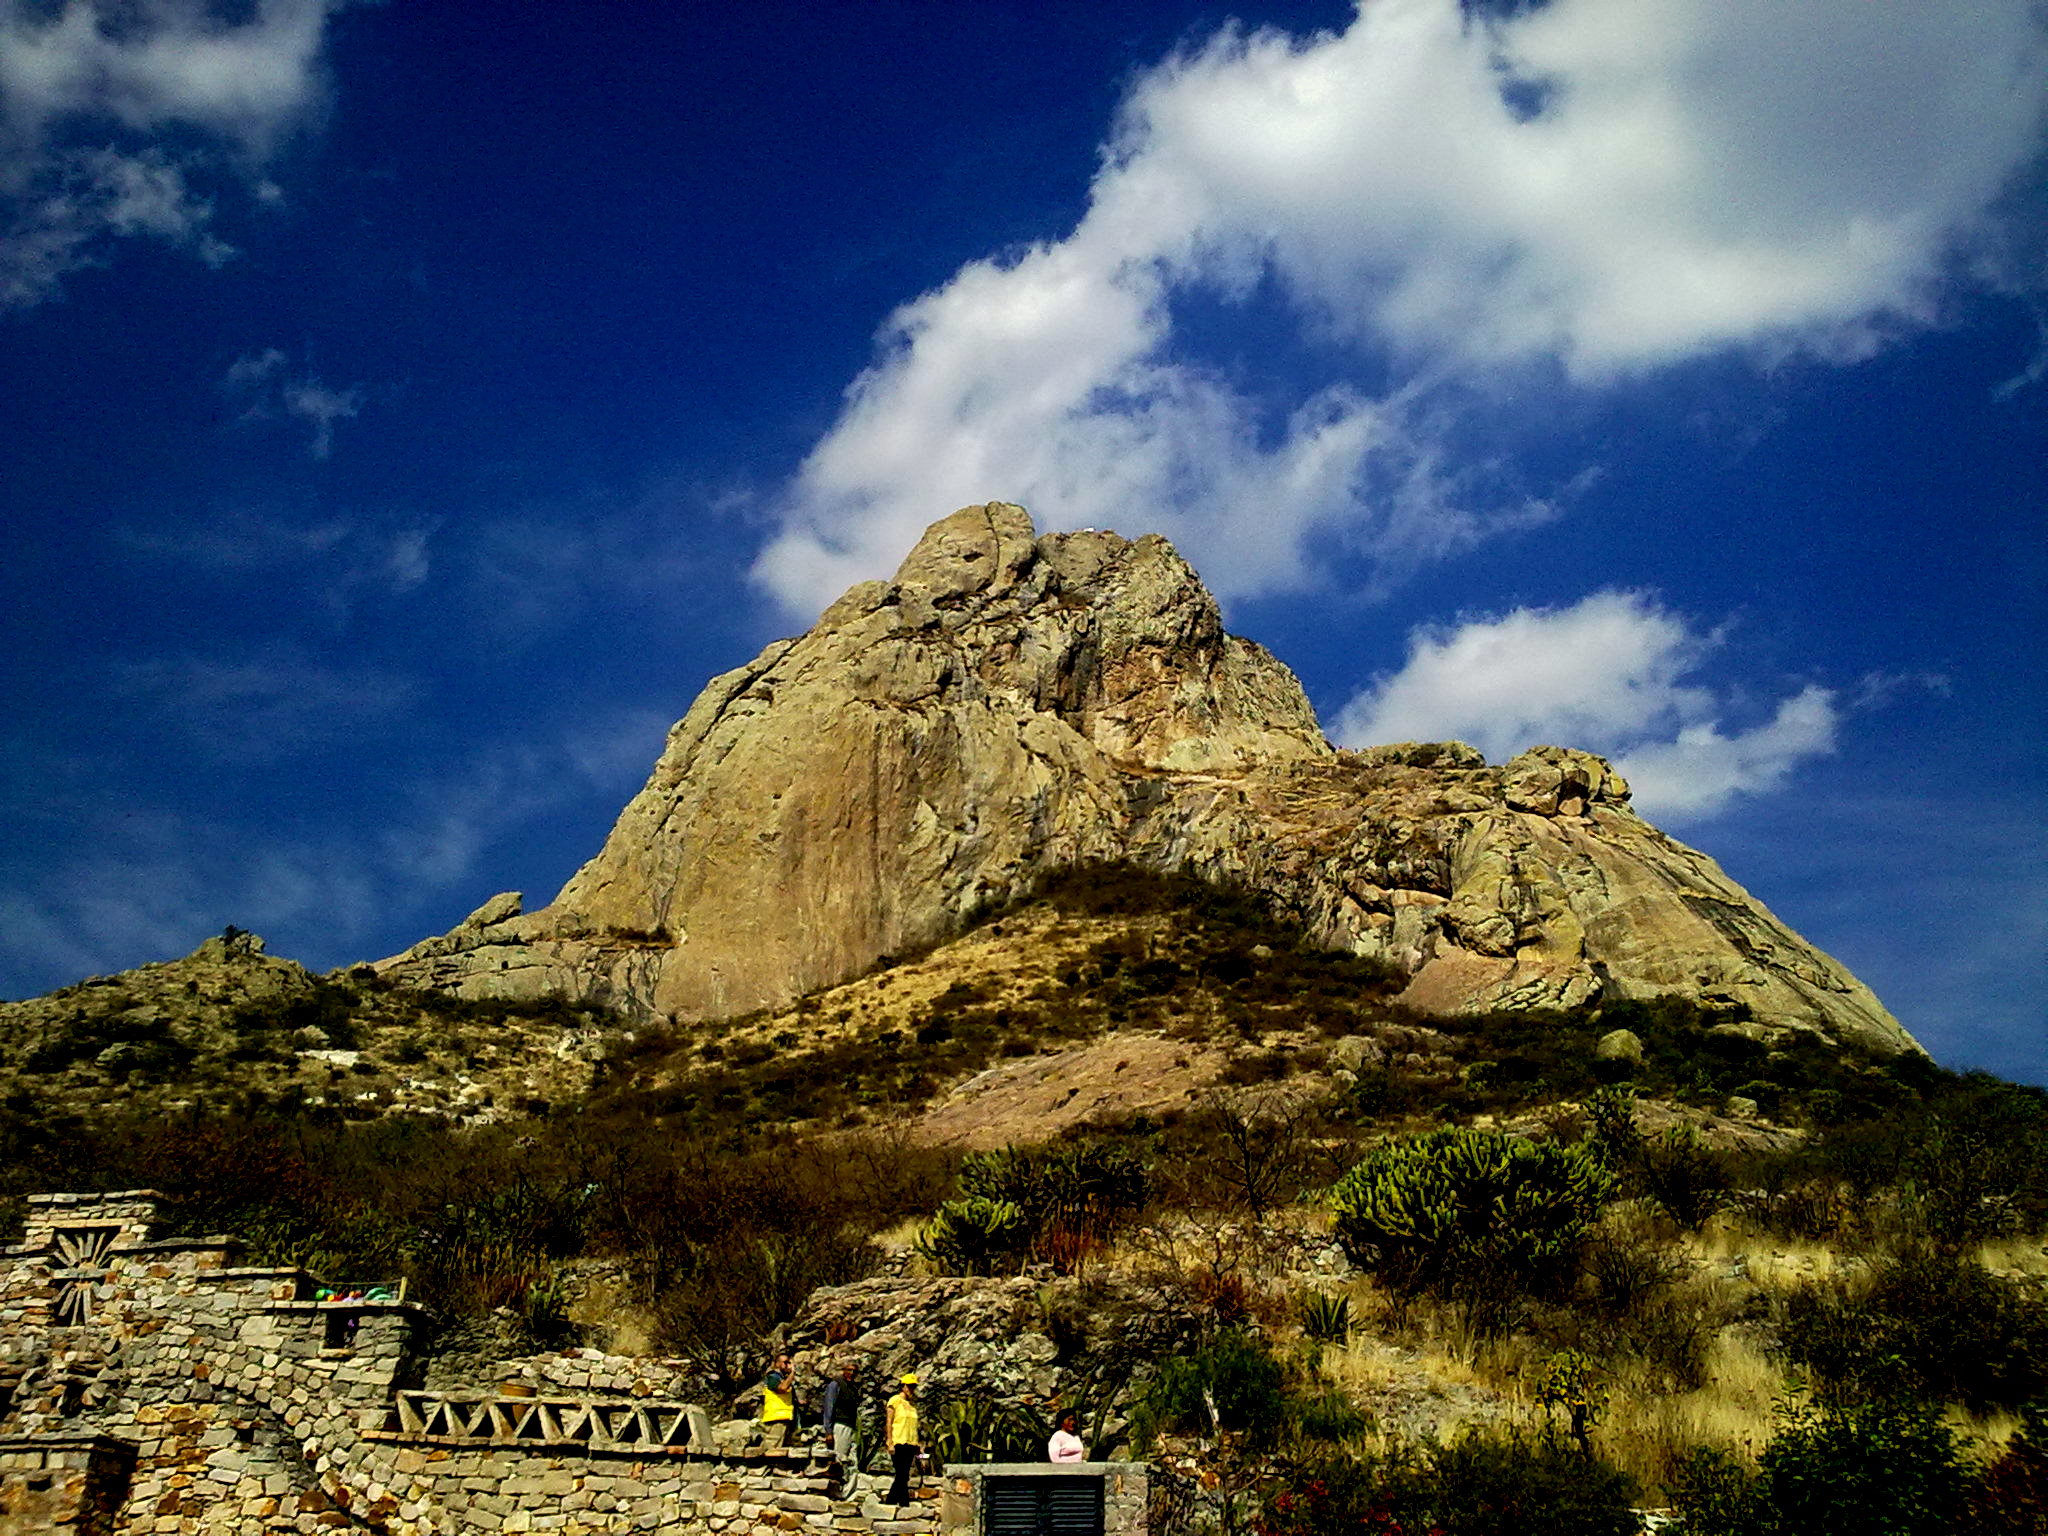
884,1374,920,1505
760,1363,796,1449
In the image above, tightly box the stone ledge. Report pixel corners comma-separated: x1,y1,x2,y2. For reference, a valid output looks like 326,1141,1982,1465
25,1191,163,1206
0,1433,138,1457
944,1460,1145,1477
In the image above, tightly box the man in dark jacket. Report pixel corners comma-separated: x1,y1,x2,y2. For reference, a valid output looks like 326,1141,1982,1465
820,1358,859,1466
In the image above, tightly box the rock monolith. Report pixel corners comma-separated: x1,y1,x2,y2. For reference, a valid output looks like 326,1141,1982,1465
375,504,1914,1054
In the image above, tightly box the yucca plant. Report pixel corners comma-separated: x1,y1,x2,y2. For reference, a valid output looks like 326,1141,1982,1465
1298,1291,1353,1344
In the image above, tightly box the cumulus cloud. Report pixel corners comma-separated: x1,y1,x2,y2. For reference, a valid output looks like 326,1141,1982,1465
1333,590,1839,820
756,0,2048,613
0,0,340,308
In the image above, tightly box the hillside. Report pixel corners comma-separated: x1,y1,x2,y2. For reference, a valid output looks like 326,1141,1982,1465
0,865,1899,1143
1,867,2043,1535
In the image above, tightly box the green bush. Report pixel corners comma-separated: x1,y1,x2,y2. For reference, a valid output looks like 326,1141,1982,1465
1669,1398,1970,1536
923,1397,1047,1464
1640,1125,1733,1232
1426,1431,1636,1536
936,1139,1150,1270
1133,1330,1290,1450
1329,1128,1611,1329
1288,1384,1370,1444
1256,1444,1438,1536
1262,1432,1635,1536
1299,1291,1353,1344
1777,1246,2048,1413
1807,1071,2048,1242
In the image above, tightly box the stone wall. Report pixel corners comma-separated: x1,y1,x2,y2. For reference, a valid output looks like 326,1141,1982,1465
0,1193,953,1535
0,1433,135,1535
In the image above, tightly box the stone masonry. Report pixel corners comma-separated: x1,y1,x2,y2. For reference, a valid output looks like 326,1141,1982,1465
0,1193,953,1535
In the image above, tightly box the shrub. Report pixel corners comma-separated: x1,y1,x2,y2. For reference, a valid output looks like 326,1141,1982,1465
1777,1246,2048,1413
1584,1086,1644,1174
924,1398,1045,1464
1640,1125,1733,1232
1669,1399,1971,1536
1133,1330,1290,1449
1425,1431,1636,1536
1259,1433,1635,1536
1970,1401,2048,1535
1329,1128,1611,1329
1665,1447,1761,1536
948,1139,1151,1269
1288,1384,1370,1444
1807,1071,2048,1242
1758,1397,1969,1536
1532,1350,1605,1456
1299,1291,1353,1344
1255,1439,1450,1535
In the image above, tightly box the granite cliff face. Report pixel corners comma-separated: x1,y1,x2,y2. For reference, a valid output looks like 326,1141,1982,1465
376,503,1914,1055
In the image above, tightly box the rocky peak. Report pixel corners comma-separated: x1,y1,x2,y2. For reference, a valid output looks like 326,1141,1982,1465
808,503,1329,774
374,503,1916,1056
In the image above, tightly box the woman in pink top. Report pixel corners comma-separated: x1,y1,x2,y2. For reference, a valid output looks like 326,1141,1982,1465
1047,1411,1086,1462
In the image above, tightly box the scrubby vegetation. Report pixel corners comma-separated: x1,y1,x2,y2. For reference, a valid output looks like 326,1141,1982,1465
2,865,2045,1532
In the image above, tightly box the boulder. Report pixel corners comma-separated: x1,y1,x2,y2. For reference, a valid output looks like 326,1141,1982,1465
1595,1029,1646,1066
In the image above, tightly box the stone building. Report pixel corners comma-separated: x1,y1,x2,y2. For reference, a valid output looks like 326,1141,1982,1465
0,1192,1151,1536
0,1192,939,1534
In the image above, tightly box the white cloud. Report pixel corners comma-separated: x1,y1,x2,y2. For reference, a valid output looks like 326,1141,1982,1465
224,347,366,457
0,0,340,308
113,649,423,764
756,0,2048,613
1333,590,1839,820
1617,686,1837,819
282,377,361,458
116,505,435,619
0,144,228,305
0,703,671,996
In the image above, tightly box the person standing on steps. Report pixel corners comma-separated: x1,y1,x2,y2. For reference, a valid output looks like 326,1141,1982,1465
821,1358,860,1468
760,1360,796,1449
885,1373,920,1505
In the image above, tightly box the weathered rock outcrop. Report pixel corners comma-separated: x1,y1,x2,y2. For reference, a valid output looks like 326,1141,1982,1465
376,504,1915,1054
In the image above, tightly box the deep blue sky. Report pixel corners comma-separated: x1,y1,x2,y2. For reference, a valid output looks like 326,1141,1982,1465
2,0,2042,1083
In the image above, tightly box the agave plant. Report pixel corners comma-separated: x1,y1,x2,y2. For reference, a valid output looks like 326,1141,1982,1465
1298,1290,1353,1344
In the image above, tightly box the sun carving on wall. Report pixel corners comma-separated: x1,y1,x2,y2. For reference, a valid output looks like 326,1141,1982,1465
50,1225,119,1328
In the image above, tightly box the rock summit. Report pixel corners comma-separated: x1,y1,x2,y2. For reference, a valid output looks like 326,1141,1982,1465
377,504,1913,1055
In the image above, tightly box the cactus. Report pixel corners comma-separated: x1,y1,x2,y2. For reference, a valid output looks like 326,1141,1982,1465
1328,1127,1611,1311
914,1196,1031,1275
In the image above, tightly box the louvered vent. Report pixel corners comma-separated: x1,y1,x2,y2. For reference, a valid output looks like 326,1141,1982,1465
984,1475,1105,1536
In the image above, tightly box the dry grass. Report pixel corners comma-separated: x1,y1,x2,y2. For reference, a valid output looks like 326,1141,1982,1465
1594,1326,1785,1487
1314,1278,1530,1442
1978,1234,2048,1279
1684,1215,1856,1289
